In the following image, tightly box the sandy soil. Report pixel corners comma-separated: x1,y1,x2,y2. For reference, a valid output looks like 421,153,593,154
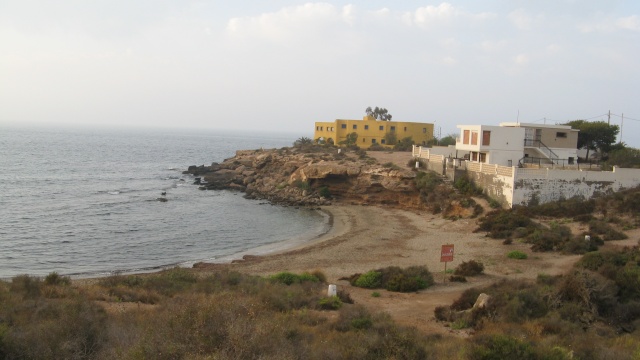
194,202,619,335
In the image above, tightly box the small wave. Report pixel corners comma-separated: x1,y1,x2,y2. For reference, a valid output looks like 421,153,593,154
108,191,120,195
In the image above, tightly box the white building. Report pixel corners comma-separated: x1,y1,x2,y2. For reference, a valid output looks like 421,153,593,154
456,123,579,167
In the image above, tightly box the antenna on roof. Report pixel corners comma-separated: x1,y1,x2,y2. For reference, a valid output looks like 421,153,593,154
517,110,520,124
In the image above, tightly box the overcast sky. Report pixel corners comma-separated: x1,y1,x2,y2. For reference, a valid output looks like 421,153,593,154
1,1,639,145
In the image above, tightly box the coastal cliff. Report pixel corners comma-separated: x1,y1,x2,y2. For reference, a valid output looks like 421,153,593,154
185,146,424,208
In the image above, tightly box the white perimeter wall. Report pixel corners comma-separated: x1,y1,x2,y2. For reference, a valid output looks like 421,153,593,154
512,167,640,206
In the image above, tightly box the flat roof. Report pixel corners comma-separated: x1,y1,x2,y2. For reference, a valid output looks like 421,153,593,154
499,122,575,130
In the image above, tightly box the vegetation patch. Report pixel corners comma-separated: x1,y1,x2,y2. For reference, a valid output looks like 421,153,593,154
476,209,536,239
507,251,528,259
270,271,321,285
454,260,485,276
348,266,434,292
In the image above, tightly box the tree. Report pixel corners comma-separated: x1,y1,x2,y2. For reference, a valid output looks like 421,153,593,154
605,146,640,169
365,106,393,121
564,120,619,160
394,136,414,151
293,137,313,147
384,131,397,145
439,135,457,146
340,132,358,146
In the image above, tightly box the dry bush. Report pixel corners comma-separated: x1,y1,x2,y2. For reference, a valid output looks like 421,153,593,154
454,260,485,276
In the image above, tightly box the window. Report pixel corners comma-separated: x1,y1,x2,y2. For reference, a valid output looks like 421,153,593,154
364,125,369,130
353,125,357,129
479,153,487,163
381,139,386,144
482,131,491,146
471,152,478,161
556,132,567,138
363,138,366,143
379,126,384,130
341,124,346,129
423,128,427,133
463,130,470,144
471,131,478,145
390,126,396,132
404,127,407,131
372,139,377,144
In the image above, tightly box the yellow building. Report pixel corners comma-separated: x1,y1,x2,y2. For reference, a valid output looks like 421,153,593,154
314,116,434,149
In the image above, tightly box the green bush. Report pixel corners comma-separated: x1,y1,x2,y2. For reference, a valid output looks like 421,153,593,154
318,186,331,198
476,210,535,239
415,171,442,193
351,266,434,292
318,296,342,310
507,251,528,259
449,275,467,282
270,272,320,285
454,175,483,196
354,271,382,289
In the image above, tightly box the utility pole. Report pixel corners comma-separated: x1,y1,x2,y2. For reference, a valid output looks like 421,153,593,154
620,113,624,144
608,110,611,125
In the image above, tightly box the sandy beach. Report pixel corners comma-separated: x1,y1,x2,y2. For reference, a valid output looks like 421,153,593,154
195,203,596,333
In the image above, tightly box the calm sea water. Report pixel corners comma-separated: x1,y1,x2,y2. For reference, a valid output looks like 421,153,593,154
0,124,327,279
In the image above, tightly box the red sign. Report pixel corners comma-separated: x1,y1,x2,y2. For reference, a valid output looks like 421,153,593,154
441,244,454,262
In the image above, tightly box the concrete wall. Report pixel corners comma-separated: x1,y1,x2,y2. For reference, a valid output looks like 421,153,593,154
463,162,516,207
512,167,640,206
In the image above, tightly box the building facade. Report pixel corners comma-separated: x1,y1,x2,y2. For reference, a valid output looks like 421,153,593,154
456,123,579,167
314,116,434,149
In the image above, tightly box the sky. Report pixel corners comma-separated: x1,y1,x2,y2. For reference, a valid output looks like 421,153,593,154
1,1,639,145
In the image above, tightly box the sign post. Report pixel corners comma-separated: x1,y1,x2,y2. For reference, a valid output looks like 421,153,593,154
440,244,454,283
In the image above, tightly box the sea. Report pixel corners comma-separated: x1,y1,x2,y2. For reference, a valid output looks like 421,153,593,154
0,124,328,279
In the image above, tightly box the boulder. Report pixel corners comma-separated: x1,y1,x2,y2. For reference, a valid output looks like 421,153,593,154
473,293,491,309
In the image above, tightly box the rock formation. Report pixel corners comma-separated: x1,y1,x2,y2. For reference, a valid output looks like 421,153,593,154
185,146,424,208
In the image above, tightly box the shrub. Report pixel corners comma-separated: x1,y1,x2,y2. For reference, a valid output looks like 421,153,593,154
354,271,382,289
44,272,71,286
318,186,331,198
470,335,536,360
351,266,434,292
454,175,483,196
337,288,354,304
476,209,535,239
415,171,442,193
270,272,320,285
588,220,628,241
507,251,528,259
451,288,483,311
526,197,595,218
10,275,41,299
318,296,342,310
371,292,381,297
449,275,467,282
454,260,485,276
293,180,310,190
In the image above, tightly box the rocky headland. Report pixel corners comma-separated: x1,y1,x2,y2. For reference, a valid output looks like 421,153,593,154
184,146,424,208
